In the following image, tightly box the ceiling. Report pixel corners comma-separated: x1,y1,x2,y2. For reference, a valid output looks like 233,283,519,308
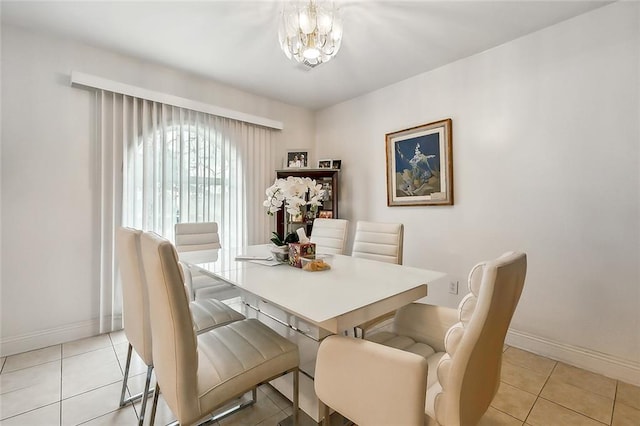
1,1,611,110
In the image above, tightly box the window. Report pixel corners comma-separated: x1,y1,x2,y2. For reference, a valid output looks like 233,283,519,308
93,90,276,333
123,103,245,248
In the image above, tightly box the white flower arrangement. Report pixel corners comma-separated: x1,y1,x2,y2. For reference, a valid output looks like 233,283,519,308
263,176,325,216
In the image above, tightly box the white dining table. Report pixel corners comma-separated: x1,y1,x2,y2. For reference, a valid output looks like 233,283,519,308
181,244,447,333
180,244,448,423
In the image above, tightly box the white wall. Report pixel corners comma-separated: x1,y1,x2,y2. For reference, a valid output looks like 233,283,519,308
316,2,639,383
0,25,315,355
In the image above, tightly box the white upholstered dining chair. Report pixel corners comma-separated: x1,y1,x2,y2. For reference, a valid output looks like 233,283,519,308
174,222,222,251
310,218,349,255
140,231,300,425
351,220,404,264
115,227,245,425
315,252,527,426
174,222,239,301
351,220,404,337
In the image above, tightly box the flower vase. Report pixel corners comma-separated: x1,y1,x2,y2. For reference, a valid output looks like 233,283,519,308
270,245,289,263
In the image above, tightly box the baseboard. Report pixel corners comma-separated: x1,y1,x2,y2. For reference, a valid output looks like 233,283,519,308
0,316,121,357
506,328,640,386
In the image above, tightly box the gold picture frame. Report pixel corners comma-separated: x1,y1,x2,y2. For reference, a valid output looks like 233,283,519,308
385,118,453,206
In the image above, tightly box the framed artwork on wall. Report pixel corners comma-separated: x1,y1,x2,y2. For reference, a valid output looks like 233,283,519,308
318,159,332,168
385,118,453,206
286,150,308,168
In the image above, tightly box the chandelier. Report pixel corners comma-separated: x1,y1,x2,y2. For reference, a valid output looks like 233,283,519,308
278,1,343,68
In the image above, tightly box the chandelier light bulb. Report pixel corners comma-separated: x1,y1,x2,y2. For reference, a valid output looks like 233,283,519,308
299,8,316,34
278,0,343,68
304,47,321,59
316,11,332,34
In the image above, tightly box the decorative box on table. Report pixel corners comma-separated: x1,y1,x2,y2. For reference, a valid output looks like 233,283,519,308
289,242,316,268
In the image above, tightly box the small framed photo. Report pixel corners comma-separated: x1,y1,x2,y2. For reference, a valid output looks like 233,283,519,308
318,159,332,169
331,160,342,170
286,150,308,168
318,210,333,219
385,118,453,206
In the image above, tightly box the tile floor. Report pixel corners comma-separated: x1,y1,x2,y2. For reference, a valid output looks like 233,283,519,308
1,332,639,426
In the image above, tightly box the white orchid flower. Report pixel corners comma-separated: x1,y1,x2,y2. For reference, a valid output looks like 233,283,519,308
263,176,324,216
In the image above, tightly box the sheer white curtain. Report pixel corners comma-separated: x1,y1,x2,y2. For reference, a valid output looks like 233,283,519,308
96,91,277,333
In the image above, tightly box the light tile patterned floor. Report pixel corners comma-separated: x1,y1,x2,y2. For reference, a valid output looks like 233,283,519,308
1,333,638,425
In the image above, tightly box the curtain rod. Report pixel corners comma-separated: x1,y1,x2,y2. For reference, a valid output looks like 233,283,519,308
70,71,284,130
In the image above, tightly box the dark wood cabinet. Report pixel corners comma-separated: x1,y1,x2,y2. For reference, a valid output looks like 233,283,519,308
275,168,339,238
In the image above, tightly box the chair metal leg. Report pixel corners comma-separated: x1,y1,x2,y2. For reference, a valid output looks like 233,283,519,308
207,389,257,423
155,373,294,426
119,344,134,407
293,368,299,426
149,383,160,426
119,342,155,420
137,365,154,426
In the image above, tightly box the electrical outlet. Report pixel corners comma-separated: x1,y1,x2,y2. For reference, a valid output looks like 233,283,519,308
449,281,459,295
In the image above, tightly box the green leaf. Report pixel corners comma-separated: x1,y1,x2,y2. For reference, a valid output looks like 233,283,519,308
271,232,285,246
284,232,300,244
